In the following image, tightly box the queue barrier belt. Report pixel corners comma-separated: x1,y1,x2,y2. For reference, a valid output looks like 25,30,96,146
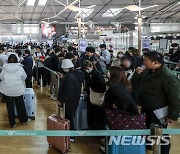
1,129,180,137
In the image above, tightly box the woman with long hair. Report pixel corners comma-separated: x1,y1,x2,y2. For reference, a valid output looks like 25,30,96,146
104,66,138,114
82,60,106,130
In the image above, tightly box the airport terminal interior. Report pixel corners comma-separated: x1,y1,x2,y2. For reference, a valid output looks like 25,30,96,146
0,0,179,154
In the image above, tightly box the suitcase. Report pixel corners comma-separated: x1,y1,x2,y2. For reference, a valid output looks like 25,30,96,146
15,88,36,120
107,136,146,154
73,93,89,130
47,114,71,154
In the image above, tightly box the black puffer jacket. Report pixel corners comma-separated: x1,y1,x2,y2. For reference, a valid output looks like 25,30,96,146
104,83,139,114
58,69,85,112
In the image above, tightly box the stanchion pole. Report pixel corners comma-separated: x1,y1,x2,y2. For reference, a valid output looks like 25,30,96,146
36,61,38,85
151,124,163,154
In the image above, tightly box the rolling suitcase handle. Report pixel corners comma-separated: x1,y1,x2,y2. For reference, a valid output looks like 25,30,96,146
57,102,65,119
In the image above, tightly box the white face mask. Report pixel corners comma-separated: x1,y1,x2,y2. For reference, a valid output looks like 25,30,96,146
63,68,69,73
86,68,93,74
118,54,123,58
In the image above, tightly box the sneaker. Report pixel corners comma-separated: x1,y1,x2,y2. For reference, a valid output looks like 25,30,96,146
52,96,57,101
11,124,16,128
22,119,31,125
70,137,75,143
99,146,105,153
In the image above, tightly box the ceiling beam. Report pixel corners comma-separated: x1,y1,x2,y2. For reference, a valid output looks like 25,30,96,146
165,9,180,20
22,0,27,21
101,0,118,21
30,0,39,21
90,0,113,20
116,0,146,21
148,1,177,19
39,0,49,21
148,2,178,22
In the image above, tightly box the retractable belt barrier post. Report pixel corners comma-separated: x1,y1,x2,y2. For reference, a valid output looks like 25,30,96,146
151,124,163,154
44,66,61,100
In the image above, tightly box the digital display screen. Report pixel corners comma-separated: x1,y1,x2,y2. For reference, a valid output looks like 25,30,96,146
79,39,87,52
41,23,56,39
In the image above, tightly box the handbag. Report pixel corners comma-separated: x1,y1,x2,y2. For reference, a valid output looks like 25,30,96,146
105,109,146,130
90,88,104,106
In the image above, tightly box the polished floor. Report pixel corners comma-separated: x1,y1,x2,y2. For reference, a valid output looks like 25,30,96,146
0,86,179,154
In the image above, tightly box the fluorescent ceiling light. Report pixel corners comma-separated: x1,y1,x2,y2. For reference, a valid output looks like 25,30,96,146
38,0,48,6
79,9,94,18
102,8,122,17
27,0,36,6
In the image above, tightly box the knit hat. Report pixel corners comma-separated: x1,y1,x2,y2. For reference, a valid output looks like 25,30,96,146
61,59,74,69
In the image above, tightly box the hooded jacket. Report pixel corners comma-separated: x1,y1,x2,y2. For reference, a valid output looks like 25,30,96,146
0,63,27,97
58,69,85,112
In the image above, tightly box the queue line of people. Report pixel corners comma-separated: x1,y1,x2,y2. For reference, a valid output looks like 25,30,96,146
0,43,179,154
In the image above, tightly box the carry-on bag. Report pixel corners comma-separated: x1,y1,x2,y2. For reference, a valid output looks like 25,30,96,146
105,109,146,130
47,114,71,154
107,136,146,154
15,88,36,120
105,109,146,154
73,93,89,130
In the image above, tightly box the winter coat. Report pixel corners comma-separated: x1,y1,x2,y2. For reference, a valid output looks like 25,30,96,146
169,49,180,62
0,63,27,96
104,83,139,114
131,65,180,121
57,69,85,112
50,53,60,72
21,55,33,76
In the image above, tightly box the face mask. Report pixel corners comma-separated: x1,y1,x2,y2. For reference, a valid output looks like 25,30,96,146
118,54,123,58
63,68,69,73
86,68,93,73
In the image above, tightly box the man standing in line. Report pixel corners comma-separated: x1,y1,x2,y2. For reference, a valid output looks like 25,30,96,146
131,51,180,154
97,44,111,74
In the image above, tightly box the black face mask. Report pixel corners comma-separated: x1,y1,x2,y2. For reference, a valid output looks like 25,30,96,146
124,66,131,71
